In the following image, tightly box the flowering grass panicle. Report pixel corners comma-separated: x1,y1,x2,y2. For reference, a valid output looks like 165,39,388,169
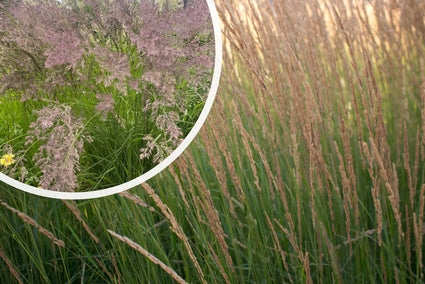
25,104,92,191
139,134,174,163
95,93,115,120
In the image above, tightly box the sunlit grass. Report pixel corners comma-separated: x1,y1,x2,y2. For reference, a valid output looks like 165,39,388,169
0,0,424,283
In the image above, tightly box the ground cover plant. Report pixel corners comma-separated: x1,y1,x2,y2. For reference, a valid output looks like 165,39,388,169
1,0,425,283
0,0,214,191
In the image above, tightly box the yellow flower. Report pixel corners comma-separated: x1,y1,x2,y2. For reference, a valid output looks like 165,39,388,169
0,153,15,167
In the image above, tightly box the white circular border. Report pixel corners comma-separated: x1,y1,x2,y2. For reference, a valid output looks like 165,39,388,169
0,0,222,200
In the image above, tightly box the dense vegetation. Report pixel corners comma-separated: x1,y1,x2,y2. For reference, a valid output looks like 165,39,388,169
1,0,425,283
0,0,213,191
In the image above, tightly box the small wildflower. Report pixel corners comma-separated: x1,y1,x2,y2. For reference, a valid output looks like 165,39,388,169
0,153,16,167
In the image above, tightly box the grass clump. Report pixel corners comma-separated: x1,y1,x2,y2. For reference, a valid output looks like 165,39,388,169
0,0,214,191
1,0,425,283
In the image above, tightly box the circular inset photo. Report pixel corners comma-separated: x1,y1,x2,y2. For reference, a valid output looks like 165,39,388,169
0,0,221,198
